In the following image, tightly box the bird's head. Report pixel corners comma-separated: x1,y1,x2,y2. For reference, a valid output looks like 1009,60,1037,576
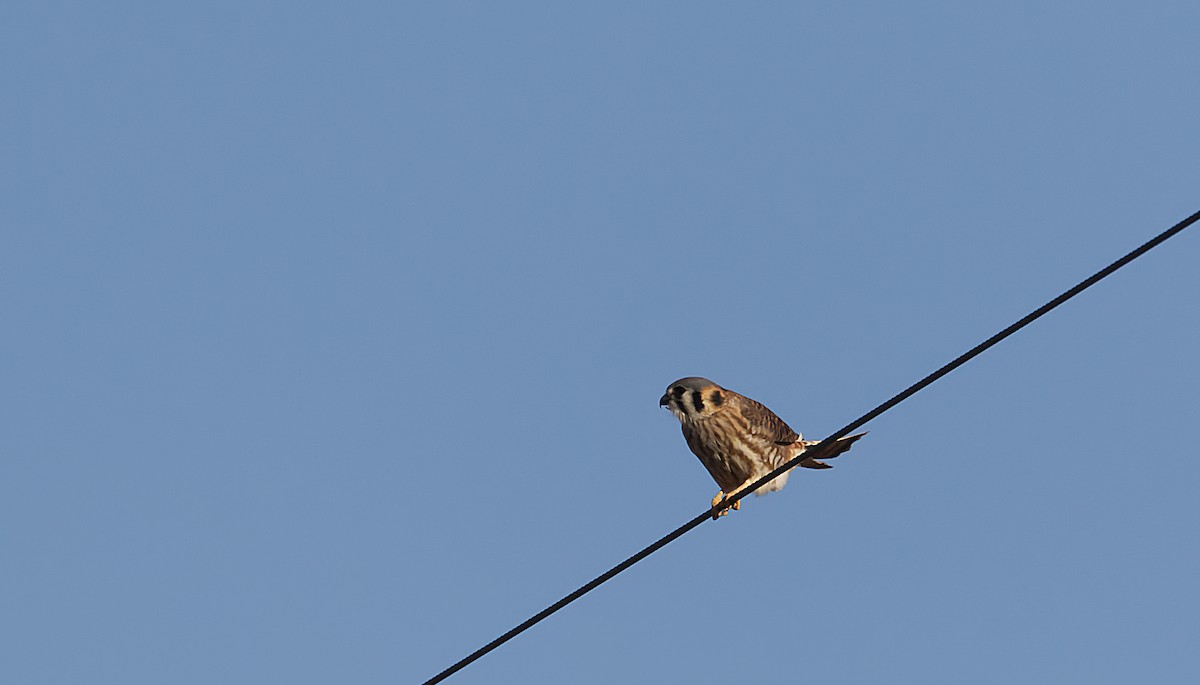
660,377,727,422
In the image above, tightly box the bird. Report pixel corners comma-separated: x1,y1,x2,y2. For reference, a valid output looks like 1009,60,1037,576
660,377,865,519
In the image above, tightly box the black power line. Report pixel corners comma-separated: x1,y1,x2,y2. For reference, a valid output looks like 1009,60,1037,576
423,209,1200,685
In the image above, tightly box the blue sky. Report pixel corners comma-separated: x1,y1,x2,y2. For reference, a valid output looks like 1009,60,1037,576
4,2,1199,684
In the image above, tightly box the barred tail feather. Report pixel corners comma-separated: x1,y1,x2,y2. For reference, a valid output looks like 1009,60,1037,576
799,432,867,470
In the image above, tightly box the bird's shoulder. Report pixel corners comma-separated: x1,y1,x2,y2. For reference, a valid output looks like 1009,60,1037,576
728,392,801,444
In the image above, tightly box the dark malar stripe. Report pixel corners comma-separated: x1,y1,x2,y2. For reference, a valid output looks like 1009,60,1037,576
691,391,705,412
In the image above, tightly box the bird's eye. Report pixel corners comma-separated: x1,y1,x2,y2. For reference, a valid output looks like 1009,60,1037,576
672,386,685,398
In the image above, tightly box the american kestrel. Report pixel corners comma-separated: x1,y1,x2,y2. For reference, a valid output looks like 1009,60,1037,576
660,377,865,519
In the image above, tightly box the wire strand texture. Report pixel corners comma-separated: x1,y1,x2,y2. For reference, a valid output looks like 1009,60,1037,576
423,209,1199,685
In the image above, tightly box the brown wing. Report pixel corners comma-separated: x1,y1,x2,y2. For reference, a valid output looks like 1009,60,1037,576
731,392,800,445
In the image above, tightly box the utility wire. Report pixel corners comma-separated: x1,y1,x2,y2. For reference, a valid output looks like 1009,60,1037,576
423,209,1199,685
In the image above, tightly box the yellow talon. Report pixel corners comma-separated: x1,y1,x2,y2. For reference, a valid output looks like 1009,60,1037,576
711,491,738,519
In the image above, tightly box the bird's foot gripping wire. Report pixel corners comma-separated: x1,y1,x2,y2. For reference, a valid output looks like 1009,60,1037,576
710,491,740,520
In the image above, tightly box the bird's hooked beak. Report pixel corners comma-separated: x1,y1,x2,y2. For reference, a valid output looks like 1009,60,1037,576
659,393,670,408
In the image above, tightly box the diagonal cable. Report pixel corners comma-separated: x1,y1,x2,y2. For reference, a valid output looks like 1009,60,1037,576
423,208,1199,685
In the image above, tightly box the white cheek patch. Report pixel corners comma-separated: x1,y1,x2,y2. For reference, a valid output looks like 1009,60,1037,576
672,394,692,418
671,403,689,421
